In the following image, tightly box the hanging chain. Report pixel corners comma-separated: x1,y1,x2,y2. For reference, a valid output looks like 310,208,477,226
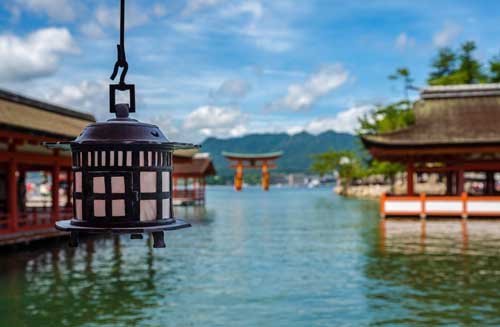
110,0,128,86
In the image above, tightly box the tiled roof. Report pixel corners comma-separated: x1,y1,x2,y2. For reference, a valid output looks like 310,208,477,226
362,84,500,147
0,88,95,139
173,157,216,176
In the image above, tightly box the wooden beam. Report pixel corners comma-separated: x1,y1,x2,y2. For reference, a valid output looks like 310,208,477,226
0,151,71,166
369,145,500,160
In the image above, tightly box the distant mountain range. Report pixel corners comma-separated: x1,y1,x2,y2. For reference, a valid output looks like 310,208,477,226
201,131,359,176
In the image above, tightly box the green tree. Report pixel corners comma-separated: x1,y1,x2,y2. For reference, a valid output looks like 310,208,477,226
458,41,487,83
389,67,414,101
428,47,457,84
357,100,415,135
489,54,500,82
428,41,487,85
311,150,364,195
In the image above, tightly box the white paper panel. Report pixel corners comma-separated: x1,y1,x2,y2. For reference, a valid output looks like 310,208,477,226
117,151,123,166
425,200,462,213
109,151,115,166
87,152,91,166
75,172,82,192
94,200,106,217
162,171,170,192
140,200,156,221
75,199,82,219
93,177,105,193
148,152,152,166
139,151,145,166
94,151,98,166
126,151,132,166
163,199,170,218
101,151,106,166
385,200,420,213
140,172,156,193
111,176,125,193
467,201,500,213
112,199,125,216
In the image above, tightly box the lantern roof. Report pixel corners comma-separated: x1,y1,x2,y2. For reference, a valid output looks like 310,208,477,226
72,105,196,150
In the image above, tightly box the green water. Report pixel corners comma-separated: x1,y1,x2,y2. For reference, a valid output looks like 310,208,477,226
1,187,500,326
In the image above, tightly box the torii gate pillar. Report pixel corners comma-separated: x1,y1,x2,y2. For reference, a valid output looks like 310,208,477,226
235,161,243,191
223,151,283,192
261,161,269,191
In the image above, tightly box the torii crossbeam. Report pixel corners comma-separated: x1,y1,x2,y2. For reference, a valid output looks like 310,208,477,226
222,151,283,191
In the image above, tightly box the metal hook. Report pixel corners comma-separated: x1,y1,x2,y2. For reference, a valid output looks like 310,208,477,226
110,0,128,86
110,44,128,86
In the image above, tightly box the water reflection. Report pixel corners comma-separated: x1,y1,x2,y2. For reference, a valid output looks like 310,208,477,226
368,219,500,326
0,236,166,326
174,205,214,225
3,188,500,326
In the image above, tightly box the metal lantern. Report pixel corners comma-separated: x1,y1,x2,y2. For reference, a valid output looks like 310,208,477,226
50,0,197,248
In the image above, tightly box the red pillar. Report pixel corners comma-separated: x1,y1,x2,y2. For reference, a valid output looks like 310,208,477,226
51,162,60,223
8,158,18,232
457,169,464,195
407,162,414,196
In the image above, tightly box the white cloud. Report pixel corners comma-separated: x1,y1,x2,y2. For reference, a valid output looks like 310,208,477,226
213,78,251,98
183,105,247,138
287,105,372,135
83,3,159,39
183,0,224,15
175,1,297,53
149,114,181,140
221,1,263,19
46,80,108,119
433,22,461,47
395,32,415,50
0,27,77,82
80,22,105,39
241,22,293,52
268,64,349,111
15,0,76,21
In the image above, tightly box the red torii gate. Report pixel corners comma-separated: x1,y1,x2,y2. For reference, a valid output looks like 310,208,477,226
222,151,283,191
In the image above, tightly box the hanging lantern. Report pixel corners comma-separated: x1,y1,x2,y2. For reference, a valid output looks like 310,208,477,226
48,0,197,248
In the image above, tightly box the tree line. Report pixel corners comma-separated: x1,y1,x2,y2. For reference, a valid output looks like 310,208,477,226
312,41,496,194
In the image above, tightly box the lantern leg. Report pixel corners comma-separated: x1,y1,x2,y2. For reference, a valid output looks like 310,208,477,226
69,232,79,248
130,233,143,240
152,231,166,248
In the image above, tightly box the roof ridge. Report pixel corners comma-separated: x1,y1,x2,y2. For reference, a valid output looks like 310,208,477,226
0,88,95,122
421,83,500,99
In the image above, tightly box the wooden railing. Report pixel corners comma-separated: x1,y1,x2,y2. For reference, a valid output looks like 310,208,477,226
381,193,500,218
0,207,72,234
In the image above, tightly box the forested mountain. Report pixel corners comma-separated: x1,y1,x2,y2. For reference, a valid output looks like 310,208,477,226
201,131,358,176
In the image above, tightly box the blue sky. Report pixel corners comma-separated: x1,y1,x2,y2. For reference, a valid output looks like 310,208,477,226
1,0,500,142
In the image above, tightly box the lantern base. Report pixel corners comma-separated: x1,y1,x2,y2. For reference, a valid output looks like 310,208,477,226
55,218,191,248
69,218,177,228
55,218,190,233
